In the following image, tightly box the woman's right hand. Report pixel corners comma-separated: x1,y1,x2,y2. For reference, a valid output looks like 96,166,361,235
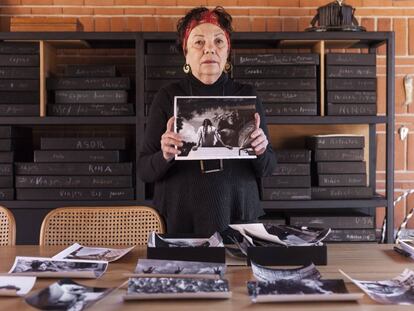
161,117,183,161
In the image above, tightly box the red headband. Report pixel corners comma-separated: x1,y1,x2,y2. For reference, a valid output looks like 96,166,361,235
182,10,231,54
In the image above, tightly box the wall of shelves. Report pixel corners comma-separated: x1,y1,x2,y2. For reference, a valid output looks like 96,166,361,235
0,31,395,244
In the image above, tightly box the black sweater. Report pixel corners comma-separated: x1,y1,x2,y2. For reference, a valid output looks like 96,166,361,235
138,72,277,235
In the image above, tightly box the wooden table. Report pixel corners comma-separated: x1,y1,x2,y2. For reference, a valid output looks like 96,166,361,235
1,244,413,310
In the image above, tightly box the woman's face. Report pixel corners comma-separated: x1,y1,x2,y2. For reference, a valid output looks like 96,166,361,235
185,23,229,84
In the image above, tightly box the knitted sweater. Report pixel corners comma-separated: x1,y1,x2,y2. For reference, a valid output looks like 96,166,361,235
137,72,277,235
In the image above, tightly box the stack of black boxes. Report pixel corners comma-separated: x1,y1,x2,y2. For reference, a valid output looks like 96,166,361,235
307,134,373,199
47,65,133,116
0,42,39,116
144,42,183,116
0,126,32,200
261,150,312,200
233,53,318,116
326,53,377,116
15,137,134,200
288,209,376,242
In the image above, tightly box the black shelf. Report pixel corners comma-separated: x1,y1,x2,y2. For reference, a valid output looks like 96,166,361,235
265,116,388,125
0,117,137,125
1,200,147,209
261,195,387,210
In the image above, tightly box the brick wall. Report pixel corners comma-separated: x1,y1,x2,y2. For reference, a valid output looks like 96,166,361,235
1,0,414,229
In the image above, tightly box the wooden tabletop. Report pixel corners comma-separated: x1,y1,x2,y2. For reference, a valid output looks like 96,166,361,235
1,244,413,310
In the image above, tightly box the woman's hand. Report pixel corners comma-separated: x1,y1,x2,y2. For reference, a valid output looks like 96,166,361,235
250,113,268,156
161,117,183,161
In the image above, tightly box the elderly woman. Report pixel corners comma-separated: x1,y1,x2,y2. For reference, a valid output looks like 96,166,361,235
138,6,276,235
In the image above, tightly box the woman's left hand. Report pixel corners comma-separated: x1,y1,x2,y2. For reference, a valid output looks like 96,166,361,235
250,113,268,156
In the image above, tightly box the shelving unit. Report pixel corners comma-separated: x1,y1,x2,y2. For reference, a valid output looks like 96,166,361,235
0,31,395,244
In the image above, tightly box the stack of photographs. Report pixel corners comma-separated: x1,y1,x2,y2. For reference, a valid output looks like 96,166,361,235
247,262,363,303
124,258,231,300
399,240,414,258
341,269,414,305
148,231,224,248
8,256,108,278
25,279,112,311
0,276,36,297
52,243,135,262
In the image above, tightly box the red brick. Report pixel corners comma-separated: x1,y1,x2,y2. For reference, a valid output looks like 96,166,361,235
394,191,407,230
232,17,250,31
248,8,279,16
251,18,266,31
279,8,312,16
54,0,84,4
395,132,406,171
110,17,127,32
115,0,145,4
377,76,386,115
62,8,94,15
282,18,298,31
206,0,237,5
141,16,157,31
124,8,155,15
376,206,385,230
157,17,175,31
78,17,94,31
21,0,53,4
408,133,414,170
361,18,375,32
393,18,407,56
147,0,176,5
177,0,207,5
155,8,187,15
395,76,409,114
31,7,63,14
393,0,414,6
376,133,386,171
406,194,414,229
298,16,312,31
1,0,20,4
409,19,414,55
94,8,124,15
362,0,393,6
377,18,391,55
94,17,110,32
126,17,141,31
85,0,114,5
1,7,32,14
266,18,282,32
238,0,267,5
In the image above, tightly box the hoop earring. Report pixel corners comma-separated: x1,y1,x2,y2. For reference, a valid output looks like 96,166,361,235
224,61,232,73
183,63,191,74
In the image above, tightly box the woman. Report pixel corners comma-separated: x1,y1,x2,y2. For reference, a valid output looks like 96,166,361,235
138,6,276,235
192,118,232,151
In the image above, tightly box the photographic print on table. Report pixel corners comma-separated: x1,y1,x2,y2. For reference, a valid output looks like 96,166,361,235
174,96,257,160
135,259,226,278
0,276,36,296
25,278,112,311
148,231,224,248
9,256,108,278
251,262,321,282
247,278,363,303
52,243,135,262
341,269,414,305
123,277,231,300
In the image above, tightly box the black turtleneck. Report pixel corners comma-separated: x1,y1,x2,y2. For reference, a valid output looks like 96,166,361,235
138,72,277,235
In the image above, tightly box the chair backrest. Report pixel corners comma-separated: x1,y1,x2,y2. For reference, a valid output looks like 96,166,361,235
0,206,16,246
39,206,165,246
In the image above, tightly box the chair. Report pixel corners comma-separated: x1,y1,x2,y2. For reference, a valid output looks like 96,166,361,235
39,206,165,246
0,206,16,246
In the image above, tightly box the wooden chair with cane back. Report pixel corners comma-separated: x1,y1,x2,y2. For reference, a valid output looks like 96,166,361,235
0,205,16,246
39,206,165,246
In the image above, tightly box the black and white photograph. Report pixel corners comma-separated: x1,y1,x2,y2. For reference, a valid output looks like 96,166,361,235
123,277,231,300
148,231,224,248
25,278,112,311
135,259,226,278
341,269,414,305
400,240,414,258
0,276,36,296
251,262,321,282
9,256,108,278
264,225,331,246
247,279,363,303
174,96,257,160
53,243,135,262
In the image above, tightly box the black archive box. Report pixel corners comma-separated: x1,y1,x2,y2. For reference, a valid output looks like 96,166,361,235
146,234,226,263
247,245,327,266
